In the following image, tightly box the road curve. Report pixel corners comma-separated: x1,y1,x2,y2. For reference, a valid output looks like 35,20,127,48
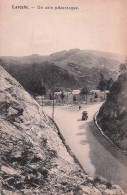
44,103,127,192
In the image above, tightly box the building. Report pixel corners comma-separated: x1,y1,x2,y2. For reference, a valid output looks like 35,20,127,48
72,90,81,102
54,91,73,104
90,90,109,102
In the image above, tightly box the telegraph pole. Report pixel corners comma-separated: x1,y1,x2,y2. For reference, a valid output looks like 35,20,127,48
52,92,55,120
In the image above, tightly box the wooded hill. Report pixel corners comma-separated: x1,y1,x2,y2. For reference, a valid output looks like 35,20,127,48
1,49,124,95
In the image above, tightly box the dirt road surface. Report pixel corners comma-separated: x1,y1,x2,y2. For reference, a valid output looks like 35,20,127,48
44,103,127,192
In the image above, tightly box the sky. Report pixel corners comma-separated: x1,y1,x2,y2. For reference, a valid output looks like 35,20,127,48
0,0,127,56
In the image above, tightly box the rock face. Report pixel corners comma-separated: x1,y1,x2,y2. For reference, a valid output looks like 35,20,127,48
97,72,127,152
0,65,126,194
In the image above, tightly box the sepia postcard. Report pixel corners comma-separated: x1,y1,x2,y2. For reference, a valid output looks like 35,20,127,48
0,0,127,194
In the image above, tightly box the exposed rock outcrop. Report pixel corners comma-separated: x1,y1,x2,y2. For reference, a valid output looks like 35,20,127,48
97,72,127,153
0,65,126,194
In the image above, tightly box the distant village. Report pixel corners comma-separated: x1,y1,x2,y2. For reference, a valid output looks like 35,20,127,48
35,89,109,106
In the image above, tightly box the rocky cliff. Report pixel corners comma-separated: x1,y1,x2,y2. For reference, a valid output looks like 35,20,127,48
97,72,127,153
0,65,126,194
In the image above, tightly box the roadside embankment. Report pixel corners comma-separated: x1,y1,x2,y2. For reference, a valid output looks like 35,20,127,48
96,72,127,154
94,112,127,155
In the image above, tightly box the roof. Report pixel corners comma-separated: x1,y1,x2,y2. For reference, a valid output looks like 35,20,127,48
91,90,101,93
72,90,80,94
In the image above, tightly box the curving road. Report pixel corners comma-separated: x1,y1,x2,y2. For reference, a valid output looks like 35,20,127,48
44,102,127,192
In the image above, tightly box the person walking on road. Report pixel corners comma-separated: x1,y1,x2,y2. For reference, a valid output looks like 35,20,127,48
79,105,81,110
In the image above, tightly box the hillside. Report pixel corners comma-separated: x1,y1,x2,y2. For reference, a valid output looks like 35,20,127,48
1,61,80,94
0,49,124,94
48,49,123,71
0,65,126,194
97,71,127,152
1,49,124,70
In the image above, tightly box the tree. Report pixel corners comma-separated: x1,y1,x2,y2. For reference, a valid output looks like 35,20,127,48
106,78,114,90
97,74,108,100
73,95,76,101
60,91,65,104
41,85,46,96
32,77,46,97
49,93,54,100
80,87,90,104
98,74,107,91
33,76,47,108
94,93,98,98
